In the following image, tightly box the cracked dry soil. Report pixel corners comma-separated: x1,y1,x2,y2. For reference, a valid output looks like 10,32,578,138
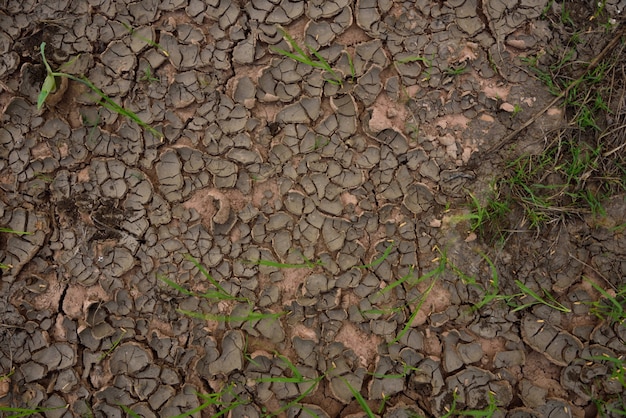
1,0,626,417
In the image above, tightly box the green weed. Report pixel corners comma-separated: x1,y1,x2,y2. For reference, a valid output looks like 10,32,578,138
465,130,619,239
585,353,626,389
512,280,571,313
271,27,343,86
161,255,285,324
442,389,499,417
585,277,626,325
471,252,507,311
37,42,162,139
510,103,523,118
259,354,328,417
460,190,511,240
444,63,467,76
391,251,447,344
341,377,376,418
140,65,160,83
97,329,127,362
121,22,169,57
0,405,68,417
358,241,394,269
394,55,433,83
0,228,31,235
120,384,245,418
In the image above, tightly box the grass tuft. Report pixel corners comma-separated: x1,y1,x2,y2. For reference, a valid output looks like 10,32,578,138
271,26,344,86
37,42,163,139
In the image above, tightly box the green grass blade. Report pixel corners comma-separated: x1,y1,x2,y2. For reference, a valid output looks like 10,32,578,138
391,277,437,345
515,280,570,313
0,228,32,235
37,74,56,110
0,405,67,417
358,241,394,269
374,267,414,297
119,405,141,417
158,275,194,296
39,42,53,75
269,374,325,417
249,258,323,269
177,309,284,323
276,27,308,57
342,378,375,418
184,254,232,295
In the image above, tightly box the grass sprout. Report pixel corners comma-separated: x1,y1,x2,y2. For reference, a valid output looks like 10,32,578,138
0,228,31,235
512,280,571,313
358,241,394,269
37,42,162,139
121,21,169,57
0,405,68,417
341,377,376,418
161,255,285,324
391,251,447,344
585,277,626,324
259,354,327,417
271,26,343,85
442,389,499,417
585,353,626,389
98,329,127,362
472,252,506,311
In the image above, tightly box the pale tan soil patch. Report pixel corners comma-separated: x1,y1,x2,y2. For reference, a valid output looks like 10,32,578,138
30,142,54,159
480,78,511,101
252,177,280,209
410,281,451,327
335,23,371,46
15,271,64,313
77,167,90,182
278,267,309,303
149,317,176,337
522,351,570,399
435,113,471,131
335,320,382,368
423,328,443,357
477,335,506,363
223,188,248,212
367,91,409,133
290,324,319,342
62,283,110,320
183,188,218,227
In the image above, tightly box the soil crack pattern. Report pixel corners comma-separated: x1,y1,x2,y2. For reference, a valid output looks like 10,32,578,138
1,0,625,417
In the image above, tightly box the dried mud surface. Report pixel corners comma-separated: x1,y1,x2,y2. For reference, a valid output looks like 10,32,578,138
1,0,625,417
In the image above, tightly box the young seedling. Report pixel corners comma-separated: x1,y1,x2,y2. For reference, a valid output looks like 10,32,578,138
585,277,626,325
0,228,31,235
0,404,68,417
442,388,499,417
37,42,163,140
120,21,169,57
161,255,285,324
472,252,508,311
512,280,571,313
258,354,327,417
357,241,394,269
391,251,447,344
97,329,127,362
341,377,376,418
271,26,343,86
444,63,467,76
140,65,160,83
